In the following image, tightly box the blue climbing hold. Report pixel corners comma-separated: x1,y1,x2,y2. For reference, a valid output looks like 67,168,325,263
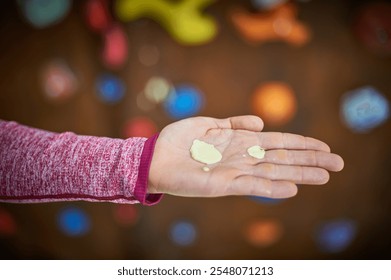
164,85,203,119
96,74,126,104
314,219,357,253
341,86,389,133
57,207,91,237
170,220,197,246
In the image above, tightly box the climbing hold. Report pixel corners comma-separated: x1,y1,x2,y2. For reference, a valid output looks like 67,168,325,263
115,0,218,45
96,74,126,103
57,207,91,237
17,0,72,28
122,116,157,138
230,3,310,46
41,60,78,102
170,220,197,246
101,24,129,69
251,82,297,126
341,86,389,133
164,85,204,119
314,219,357,253
85,0,112,32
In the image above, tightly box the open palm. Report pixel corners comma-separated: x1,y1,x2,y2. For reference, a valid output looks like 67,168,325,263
148,116,344,198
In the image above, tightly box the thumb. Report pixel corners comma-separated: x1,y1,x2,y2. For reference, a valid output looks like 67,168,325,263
215,115,264,132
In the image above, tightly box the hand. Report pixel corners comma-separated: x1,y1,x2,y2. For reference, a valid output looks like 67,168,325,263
148,116,344,198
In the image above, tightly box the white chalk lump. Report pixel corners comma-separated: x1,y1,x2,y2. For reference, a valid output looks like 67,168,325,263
190,139,222,165
247,145,266,159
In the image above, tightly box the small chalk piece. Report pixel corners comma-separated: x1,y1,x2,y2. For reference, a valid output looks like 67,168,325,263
202,166,210,172
190,139,222,165
247,145,266,159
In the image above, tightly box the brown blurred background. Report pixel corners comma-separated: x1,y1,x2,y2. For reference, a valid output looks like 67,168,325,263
0,0,391,259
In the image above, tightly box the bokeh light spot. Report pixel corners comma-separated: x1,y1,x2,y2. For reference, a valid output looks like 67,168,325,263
112,204,139,227
244,219,283,247
96,74,126,104
144,76,172,104
42,60,77,102
102,24,128,69
57,207,91,237
138,45,160,67
314,219,357,253
136,91,156,111
352,2,391,55
0,208,17,236
170,220,197,247
85,0,111,32
251,0,288,10
164,85,204,120
341,86,389,133
251,82,297,126
122,116,157,138
18,0,72,28
249,196,285,205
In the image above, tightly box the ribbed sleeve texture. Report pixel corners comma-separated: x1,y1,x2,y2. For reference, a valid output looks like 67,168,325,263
0,120,163,205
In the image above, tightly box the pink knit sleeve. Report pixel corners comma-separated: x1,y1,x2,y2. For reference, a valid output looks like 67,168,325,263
0,120,163,205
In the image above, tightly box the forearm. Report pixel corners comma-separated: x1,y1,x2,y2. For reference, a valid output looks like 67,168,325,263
0,120,162,205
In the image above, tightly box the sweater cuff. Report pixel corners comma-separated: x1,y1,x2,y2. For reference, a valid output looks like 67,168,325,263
134,133,163,205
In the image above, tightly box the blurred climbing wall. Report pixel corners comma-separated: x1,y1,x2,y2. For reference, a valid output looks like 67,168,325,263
0,0,391,259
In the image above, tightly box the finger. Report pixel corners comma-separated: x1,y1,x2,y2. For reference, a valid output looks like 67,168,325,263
229,176,298,198
255,150,344,172
259,132,331,152
215,115,264,132
251,163,330,185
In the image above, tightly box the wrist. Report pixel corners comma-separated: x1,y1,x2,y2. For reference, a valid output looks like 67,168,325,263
134,133,163,205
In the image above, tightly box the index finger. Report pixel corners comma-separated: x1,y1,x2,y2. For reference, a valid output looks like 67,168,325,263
258,132,331,152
